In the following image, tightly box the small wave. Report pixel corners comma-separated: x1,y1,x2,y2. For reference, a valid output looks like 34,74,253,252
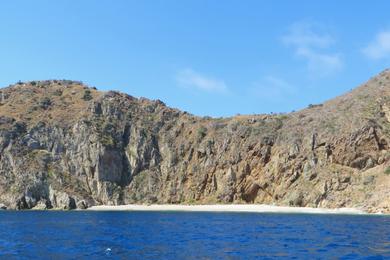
105,248,112,256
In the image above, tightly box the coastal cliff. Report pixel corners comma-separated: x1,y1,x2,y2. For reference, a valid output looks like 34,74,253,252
0,71,389,213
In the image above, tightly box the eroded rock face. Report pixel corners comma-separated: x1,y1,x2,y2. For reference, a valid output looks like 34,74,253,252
0,74,390,213
49,188,76,210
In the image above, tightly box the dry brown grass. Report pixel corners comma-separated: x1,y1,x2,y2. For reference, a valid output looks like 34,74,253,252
0,81,102,127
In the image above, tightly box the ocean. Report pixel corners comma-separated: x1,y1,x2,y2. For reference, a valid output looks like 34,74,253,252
0,211,389,259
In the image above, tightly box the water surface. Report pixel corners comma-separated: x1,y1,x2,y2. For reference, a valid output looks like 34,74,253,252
0,211,389,259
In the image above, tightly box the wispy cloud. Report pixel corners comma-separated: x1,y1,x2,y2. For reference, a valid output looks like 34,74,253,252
282,21,343,76
296,48,343,75
250,76,296,100
362,31,390,60
282,22,334,49
176,68,228,93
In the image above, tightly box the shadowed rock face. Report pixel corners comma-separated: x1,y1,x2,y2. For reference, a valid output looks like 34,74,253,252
0,73,389,213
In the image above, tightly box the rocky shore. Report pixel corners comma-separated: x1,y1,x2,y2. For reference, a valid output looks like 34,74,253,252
0,71,390,213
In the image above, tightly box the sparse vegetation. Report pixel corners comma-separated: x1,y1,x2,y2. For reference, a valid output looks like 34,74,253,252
307,103,323,109
82,89,93,101
197,126,207,140
276,114,289,120
385,166,390,175
53,89,63,96
39,97,52,109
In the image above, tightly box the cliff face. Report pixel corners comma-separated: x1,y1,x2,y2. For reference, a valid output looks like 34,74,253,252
0,71,389,212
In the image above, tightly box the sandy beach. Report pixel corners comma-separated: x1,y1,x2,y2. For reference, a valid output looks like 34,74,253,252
87,204,368,215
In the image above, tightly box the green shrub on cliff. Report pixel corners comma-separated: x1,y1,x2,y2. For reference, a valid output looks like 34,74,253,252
197,126,207,141
82,89,93,101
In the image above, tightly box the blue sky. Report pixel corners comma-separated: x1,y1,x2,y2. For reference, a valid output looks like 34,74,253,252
1,1,390,117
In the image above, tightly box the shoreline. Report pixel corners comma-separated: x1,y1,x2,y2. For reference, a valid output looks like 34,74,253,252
87,204,373,215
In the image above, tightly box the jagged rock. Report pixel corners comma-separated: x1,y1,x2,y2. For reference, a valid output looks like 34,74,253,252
32,199,51,210
363,175,375,185
0,203,6,210
22,135,41,149
288,143,300,160
303,159,317,181
50,189,76,210
242,183,260,202
16,196,29,210
76,200,88,209
365,158,375,169
24,194,37,209
339,175,351,183
289,192,304,207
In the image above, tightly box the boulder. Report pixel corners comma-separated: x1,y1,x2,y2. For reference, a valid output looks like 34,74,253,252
363,175,375,185
289,192,304,207
24,194,37,209
32,199,51,210
76,200,88,209
50,188,77,210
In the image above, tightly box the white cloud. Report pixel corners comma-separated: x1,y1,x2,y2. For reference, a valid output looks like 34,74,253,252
296,47,343,75
176,68,228,93
250,76,296,99
282,21,343,76
282,22,334,49
363,31,390,60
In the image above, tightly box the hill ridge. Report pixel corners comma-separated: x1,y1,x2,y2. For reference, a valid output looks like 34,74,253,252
0,71,389,212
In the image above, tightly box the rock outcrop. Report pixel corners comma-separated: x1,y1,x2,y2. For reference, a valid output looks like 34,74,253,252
0,72,389,213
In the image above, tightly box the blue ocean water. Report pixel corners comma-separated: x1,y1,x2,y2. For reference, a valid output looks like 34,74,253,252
0,211,389,259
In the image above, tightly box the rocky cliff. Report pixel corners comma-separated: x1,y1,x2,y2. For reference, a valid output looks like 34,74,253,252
0,71,389,212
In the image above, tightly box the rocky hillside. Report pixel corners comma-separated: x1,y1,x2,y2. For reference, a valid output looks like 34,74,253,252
0,71,389,213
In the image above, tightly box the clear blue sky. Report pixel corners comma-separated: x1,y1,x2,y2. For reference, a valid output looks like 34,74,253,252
1,1,390,117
